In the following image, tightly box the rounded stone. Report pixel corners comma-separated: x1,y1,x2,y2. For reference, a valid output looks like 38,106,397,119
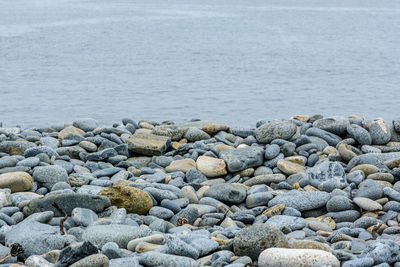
0,172,34,192
98,185,153,215
369,118,391,145
59,126,85,140
347,124,372,145
255,121,297,143
353,197,382,211
32,165,69,190
350,164,379,177
277,159,306,175
165,158,196,173
69,253,109,267
203,183,246,204
265,144,281,160
258,248,340,267
196,156,227,178
233,224,289,260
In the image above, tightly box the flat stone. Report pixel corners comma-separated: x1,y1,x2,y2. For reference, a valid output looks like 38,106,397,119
243,174,285,186
203,183,246,204
355,179,382,200
69,253,109,267
151,125,185,141
266,215,306,231
255,121,297,143
277,159,306,175
353,197,382,211
82,224,151,248
72,118,99,132
55,241,99,267
166,158,196,173
0,172,34,192
258,248,340,267
181,120,229,134
347,152,400,170
184,127,210,142
313,116,348,135
219,146,264,172
23,193,110,216
138,251,198,267
126,130,171,156
98,185,152,215
0,141,36,156
196,156,227,178
268,191,330,212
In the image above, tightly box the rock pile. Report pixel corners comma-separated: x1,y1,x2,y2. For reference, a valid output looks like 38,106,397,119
0,115,400,266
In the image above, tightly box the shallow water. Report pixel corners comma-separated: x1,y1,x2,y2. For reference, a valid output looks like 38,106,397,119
1,0,399,127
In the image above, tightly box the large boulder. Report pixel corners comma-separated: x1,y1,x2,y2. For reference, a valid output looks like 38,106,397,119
98,185,153,215
255,121,297,143
126,129,171,156
219,146,264,172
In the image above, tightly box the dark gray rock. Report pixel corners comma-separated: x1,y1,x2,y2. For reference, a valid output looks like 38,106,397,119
203,184,246,204
55,241,98,267
73,118,99,132
255,121,297,143
220,146,264,172
23,193,110,216
326,195,355,212
233,223,289,260
313,116,348,135
347,124,372,145
325,210,361,223
305,128,342,146
185,168,207,183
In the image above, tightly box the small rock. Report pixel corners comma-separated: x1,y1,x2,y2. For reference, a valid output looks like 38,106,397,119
196,156,227,178
0,172,34,192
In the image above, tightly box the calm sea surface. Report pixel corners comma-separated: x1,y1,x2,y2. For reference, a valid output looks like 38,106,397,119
1,0,400,128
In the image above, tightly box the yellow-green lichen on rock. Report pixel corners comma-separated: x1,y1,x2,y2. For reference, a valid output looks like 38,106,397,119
98,185,153,215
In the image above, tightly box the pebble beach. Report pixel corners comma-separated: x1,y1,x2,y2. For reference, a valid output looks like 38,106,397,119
0,115,400,267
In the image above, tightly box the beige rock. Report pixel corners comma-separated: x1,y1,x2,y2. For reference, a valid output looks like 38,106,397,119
350,164,379,176
151,125,185,141
306,220,332,232
126,130,171,156
291,115,310,122
138,121,154,129
384,157,400,169
236,168,254,177
58,126,85,140
262,204,285,218
315,216,336,230
277,159,306,175
258,248,340,267
285,156,306,166
338,143,357,163
69,254,109,267
166,158,196,173
98,185,152,215
196,156,227,178
215,144,234,154
135,241,162,253
182,120,229,134
367,172,394,183
0,172,34,192
172,139,187,150
127,234,165,251
354,197,382,211
289,240,330,251
374,180,393,189
331,233,353,243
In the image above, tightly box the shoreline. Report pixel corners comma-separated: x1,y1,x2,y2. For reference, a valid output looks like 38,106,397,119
0,115,400,266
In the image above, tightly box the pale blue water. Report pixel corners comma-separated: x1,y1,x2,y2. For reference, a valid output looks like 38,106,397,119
1,0,400,127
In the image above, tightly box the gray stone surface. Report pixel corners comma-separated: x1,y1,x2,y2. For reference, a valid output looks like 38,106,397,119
306,161,347,192
268,191,330,211
33,165,68,190
203,183,247,204
255,121,297,143
265,215,306,231
82,224,152,248
219,146,264,172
